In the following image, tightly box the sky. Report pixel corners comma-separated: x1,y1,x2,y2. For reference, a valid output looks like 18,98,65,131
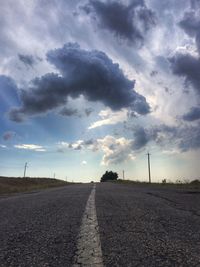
0,0,200,182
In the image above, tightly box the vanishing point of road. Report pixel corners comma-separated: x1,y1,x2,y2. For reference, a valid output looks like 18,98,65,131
0,183,200,267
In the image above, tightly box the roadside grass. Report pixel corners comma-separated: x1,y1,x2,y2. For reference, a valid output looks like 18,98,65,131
0,176,72,195
111,179,200,190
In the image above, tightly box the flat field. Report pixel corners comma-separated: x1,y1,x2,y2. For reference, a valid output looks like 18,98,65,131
0,176,69,195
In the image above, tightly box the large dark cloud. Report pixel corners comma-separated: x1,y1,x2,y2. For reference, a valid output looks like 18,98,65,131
9,43,150,122
9,73,66,122
170,53,200,95
82,0,156,46
131,124,200,152
170,8,200,96
179,12,200,37
182,107,200,121
179,11,200,54
131,124,176,151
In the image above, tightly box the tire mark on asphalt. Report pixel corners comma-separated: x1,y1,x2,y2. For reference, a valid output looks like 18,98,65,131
73,184,104,267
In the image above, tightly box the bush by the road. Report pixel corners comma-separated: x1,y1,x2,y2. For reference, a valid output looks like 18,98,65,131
100,171,118,182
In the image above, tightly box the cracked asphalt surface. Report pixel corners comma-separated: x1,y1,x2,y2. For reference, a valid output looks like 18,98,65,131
0,184,92,267
96,183,200,267
1,182,200,266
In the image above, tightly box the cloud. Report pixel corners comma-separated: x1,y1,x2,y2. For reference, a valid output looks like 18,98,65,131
3,131,15,141
130,123,200,152
130,124,179,151
84,108,93,116
14,144,46,152
58,135,135,165
18,54,36,68
170,6,200,97
57,141,69,153
89,108,127,129
8,73,67,121
97,135,135,165
191,0,200,9
9,108,25,122
132,127,149,150
0,144,7,148
59,106,93,118
162,149,179,155
179,11,200,54
182,107,200,121
59,121,200,165
59,107,79,117
81,160,87,165
178,124,200,151
9,43,150,122
0,75,19,112
58,140,89,152
69,140,84,150
82,0,156,46
169,53,200,95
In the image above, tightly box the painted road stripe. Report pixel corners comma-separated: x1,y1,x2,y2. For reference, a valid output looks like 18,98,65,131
73,184,104,267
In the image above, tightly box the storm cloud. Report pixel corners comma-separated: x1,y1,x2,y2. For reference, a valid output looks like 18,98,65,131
131,124,200,152
179,11,200,54
9,43,150,122
182,107,200,121
82,0,156,46
170,53,200,95
170,5,200,96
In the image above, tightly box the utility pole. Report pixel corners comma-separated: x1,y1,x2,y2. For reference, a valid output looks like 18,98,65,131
123,170,125,180
147,152,151,183
23,162,28,178
54,173,56,179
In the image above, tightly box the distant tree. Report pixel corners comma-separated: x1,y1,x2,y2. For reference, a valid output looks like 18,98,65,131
100,171,118,182
190,179,200,185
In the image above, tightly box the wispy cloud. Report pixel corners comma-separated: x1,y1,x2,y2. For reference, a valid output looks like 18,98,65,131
14,144,46,152
89,108,128,129
0,144,7,148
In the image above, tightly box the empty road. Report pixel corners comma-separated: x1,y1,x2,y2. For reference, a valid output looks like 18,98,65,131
0,183,200,266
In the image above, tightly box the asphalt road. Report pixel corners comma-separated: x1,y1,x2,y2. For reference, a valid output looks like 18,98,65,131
96,183,200,267
0,185,92,267
1,183,200,267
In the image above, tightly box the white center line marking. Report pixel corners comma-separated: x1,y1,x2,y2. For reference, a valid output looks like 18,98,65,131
73,184,104,267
